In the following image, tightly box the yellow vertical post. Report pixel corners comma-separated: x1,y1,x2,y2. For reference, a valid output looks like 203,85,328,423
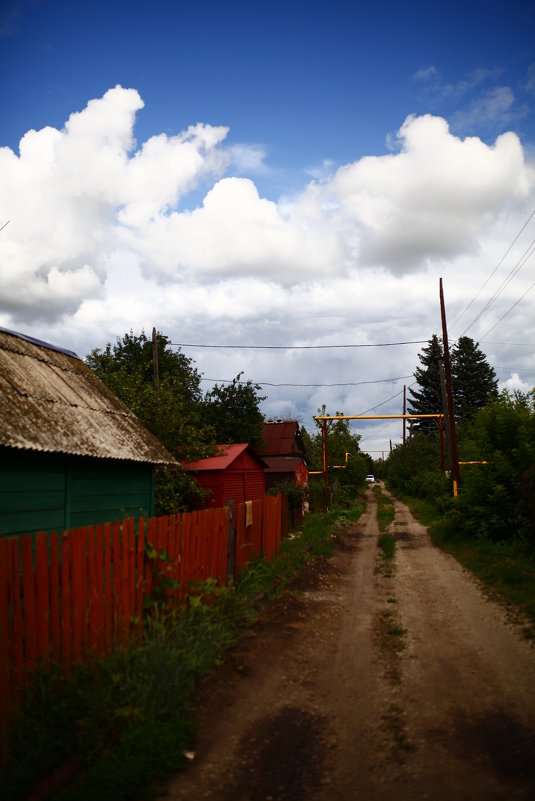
322,420,328,485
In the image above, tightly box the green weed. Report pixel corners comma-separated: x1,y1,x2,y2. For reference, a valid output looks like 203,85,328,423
378,533,396,560
2,501,365,801
374,485,395,532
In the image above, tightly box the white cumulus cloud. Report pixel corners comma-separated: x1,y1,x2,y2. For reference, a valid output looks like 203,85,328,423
1,87,534,437
323,114,530,271
0,86,230,322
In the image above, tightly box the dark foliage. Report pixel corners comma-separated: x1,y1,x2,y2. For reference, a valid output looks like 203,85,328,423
407,335,444,433
202,373,266,449
408,334,498,433
451,336,498,425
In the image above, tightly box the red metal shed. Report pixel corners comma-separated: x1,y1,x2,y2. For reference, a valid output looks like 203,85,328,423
181,443,267,509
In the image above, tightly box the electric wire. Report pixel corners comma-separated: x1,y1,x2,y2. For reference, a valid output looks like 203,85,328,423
451,207,535,331
460,235,535,337
479,279,535,339
200,374,412,388
172,339,428,350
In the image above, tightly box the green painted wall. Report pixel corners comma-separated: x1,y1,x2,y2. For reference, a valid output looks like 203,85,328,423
0,447,155,537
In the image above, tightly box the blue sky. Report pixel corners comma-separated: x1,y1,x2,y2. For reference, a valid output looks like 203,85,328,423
1,0,535,452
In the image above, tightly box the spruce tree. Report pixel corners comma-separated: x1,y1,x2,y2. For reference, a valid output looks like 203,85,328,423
407,335,444,433
451,336,498,424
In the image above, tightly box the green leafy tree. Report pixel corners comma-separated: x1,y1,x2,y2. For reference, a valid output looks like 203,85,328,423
309,405,368,481
203,373,266,448
302,405,362,470
407,335,444,433
408,335,499,434
455,389,535,543
385,431,450,505
451,336,498,425
300,425,322,471
87,330,214,460
86,330,217,512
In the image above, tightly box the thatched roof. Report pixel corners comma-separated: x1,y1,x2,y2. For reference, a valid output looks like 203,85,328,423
0,328,177,465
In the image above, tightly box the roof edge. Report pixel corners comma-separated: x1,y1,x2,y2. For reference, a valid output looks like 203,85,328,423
0,326,81,360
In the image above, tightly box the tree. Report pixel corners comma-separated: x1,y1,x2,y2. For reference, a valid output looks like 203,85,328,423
86,330,215,460
451,336,498,425
455,389,535,543
302,406,368,507
86,330,217,513
202,373,266,449
302,405,361,470
407,335,444,433
408,334,499,435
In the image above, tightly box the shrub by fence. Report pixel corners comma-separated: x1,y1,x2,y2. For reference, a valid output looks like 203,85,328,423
0,494,286,754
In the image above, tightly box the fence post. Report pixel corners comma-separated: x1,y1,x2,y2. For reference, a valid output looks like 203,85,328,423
226,500,235,579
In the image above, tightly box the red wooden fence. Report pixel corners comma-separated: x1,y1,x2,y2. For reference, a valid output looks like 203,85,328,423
0,495,286,750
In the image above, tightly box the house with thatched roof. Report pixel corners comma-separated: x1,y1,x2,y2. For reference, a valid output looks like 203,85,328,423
0,328,177,536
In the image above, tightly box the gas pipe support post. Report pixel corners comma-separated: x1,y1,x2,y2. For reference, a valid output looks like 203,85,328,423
322,419,328,486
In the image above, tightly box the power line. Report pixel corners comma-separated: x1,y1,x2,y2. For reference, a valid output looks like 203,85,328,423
357,384,414,416
460,235,535,337
495,366,535,372
480,341,535,346
172,339,428,350
479,279,535,339
200,374,412,388
451,208,535,331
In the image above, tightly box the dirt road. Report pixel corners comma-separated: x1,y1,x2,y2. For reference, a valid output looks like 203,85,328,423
165,485,535,801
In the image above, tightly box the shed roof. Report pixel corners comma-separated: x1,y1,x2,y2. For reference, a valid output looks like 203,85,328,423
0,328,177,465
263,456,305,474
262,421,306,457
181,443,268,472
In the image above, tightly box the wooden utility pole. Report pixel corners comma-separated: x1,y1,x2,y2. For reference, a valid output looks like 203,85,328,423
439,279,460,496
152,327,159,392
438,360,451,472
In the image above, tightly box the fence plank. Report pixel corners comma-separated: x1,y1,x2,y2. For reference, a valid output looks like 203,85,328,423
49,533,60,662
112,521,122,641
21,536,37,672
127,518,136,631
103,523,112,655
167,515,179,606
35,533,50,662
135,518,145,631
121,520,130,641
61,531,71,672
252,499,263,559
71,529,85,665
145,518,156,600
179,514,191,600
273,495,282,556
200,510,209,582
207,509,217,580
88,526,98,658
94,525,104,656
234,503,246,576
217,508,229,584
